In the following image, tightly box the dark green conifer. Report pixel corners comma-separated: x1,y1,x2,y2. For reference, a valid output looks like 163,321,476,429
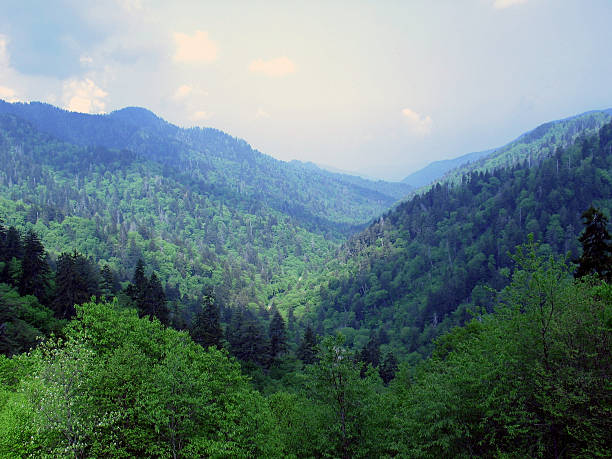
297,325,318,364
53,251,99,319
379,352,399,385
190,295,223,349
269,310,288,361
18,230,49,302
575,206,612,281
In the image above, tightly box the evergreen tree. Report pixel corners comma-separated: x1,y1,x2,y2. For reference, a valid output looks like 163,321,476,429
53,251,99,319
379,352,398,385
358,336,381,377
269,310,288,361
297,325,318,364
0,226,22,285
228,309,269,366
575,206,612,281
18,230,49,302
144,272,168,325
1,226,22,262
99,265,120,298
190,295,223,349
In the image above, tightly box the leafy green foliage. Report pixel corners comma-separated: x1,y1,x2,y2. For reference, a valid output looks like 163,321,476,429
575,206,612,280
0,300,283,457
294,119,612,359
389,241,611,457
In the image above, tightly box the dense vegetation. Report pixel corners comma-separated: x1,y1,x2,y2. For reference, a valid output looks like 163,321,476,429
0,101,610,457
286,118,612,361
0,239,609,457
0,102,411,324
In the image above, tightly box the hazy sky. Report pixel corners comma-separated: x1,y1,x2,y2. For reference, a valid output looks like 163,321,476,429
1,0,611,180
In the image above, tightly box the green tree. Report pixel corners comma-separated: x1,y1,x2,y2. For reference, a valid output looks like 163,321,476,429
297,325,318,364
53,250,99,319
575,206,612,281
190,295,223,349
18,230,49,302
306,335,387,459
378,351,398,385
268,310,288,362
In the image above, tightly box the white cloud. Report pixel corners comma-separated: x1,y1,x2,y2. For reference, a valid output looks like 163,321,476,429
80,55,94,65
0,85,19,102
401,108,433,135
115,0,143,12
173,84,193,100
493,0,528,9
191,110,212,121
173,31,218,63
248,57,296,77
62,78,108,113
0,35,10,68
255,108,270,119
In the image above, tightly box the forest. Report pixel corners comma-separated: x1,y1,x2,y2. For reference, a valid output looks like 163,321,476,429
0,101,610,457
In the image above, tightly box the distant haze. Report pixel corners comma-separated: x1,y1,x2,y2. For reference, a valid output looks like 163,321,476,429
1,0,611,180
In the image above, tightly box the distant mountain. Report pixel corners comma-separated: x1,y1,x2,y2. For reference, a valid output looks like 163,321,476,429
278,114,612,359
433,109,612,187
0,99,408,315
401,149,494,188
402,109,612,190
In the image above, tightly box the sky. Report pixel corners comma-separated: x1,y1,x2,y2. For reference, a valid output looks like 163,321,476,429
1,0,612,181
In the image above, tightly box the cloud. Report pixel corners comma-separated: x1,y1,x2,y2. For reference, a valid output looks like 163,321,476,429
0,35,10,68
401,108,433,135
0,85,19,102
248,57,296,77
80,55,94,65
62,78,108,113
115,0,143,12
255,108,270,119
173,31,218,63
493,0,528,9
191,110,212,121
173,84,193,100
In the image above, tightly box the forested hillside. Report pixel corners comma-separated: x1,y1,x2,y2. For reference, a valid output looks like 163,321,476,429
0,101,410,319
0,101,610,457
430,109,612,188
284,118,612,360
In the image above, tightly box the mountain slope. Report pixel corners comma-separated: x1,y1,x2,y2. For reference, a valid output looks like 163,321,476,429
401,109,612,191
0,101,411,317
433,109,612,187
0,101,411,231
401,149,493,188
280,118,612,358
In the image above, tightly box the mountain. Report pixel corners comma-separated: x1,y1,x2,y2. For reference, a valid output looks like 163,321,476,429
0,100,409,318
402,109,612,190
432,108,612,187
280,117,612,359
401,149,494,188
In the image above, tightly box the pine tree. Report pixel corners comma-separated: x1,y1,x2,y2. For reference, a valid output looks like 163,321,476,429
99,265,119,298
379,352,399,385
2,226,22,262
358,337,381,377
0,226,22,285
190,295,223,349
269,310,288,361
297,325,318,364
144,272,169,325
228,309,269,366
53,251,99,319
575,206,612,281
18,230,49,302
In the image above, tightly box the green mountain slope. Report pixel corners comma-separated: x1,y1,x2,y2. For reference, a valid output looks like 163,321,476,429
401,149,494,188
431,109,612,187
282,118,612,359
0,101,406,315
